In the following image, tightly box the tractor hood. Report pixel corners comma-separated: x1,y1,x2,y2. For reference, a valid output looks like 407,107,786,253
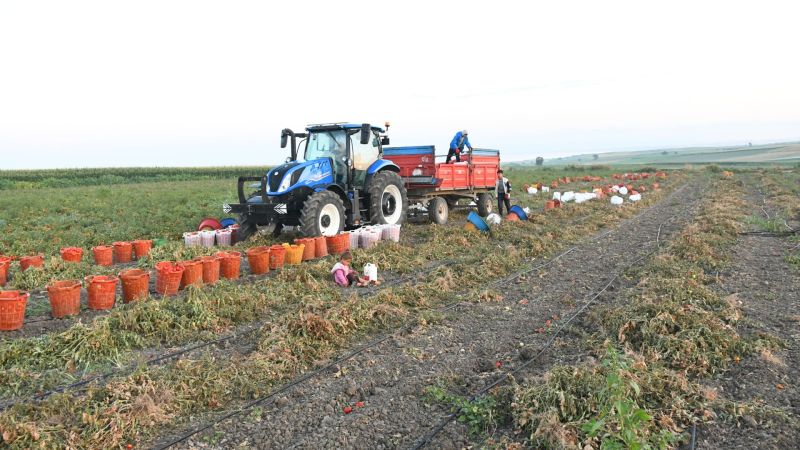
265,158,334,195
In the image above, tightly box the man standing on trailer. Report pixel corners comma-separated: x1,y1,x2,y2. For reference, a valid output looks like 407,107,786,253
446,129,473,163
496,169,512,216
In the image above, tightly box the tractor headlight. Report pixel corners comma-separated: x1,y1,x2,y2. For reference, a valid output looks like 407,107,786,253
278,173,293,192
278,167,306,192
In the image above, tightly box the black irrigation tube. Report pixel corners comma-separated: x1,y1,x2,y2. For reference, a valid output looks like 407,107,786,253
738,230,798,237
409,218,673,450
154,178,692,448
0,319,269,412
740,176,798,237
0,208,610,411
0,256,451,411
11,182,685,446
152,237,599,449
412,176,746,448
1,226,581,413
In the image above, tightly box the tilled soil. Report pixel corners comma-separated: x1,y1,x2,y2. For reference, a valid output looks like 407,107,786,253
161,176,709,450
693,183,800,449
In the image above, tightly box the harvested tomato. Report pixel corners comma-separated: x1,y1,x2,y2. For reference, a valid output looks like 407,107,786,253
343,406,353,414
356,401,365,408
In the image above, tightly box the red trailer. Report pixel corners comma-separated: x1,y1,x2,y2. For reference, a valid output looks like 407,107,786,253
383,146,500,224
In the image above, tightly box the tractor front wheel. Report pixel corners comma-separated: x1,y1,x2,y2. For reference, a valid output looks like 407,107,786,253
299,190,345,237
236,217,258,242
368,172,408,225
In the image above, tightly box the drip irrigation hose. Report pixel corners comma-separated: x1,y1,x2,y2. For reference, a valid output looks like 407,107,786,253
13,179,689,445
2,229,583,414
156,175,694,449
0,321,265,412
409,217,673,450
152,240,595,449
738,230,798,237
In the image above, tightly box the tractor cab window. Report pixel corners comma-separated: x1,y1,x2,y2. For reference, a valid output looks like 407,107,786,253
350,130,381,188
305,131,347,162
351,131,380,171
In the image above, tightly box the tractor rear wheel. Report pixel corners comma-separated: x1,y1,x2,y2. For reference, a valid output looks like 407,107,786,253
368,172,408,225
428,197,449,225
477,193,493,217
299,190,345,237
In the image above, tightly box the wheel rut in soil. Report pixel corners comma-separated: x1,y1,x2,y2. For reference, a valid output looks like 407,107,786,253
162,176,709,450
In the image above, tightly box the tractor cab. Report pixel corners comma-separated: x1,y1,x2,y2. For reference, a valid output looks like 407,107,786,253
284,123,391,189
228,122,407,240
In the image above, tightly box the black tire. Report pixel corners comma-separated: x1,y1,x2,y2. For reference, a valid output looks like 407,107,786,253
445,196,459,209
477,193,493,217
298,190,345,237
368,171,408,225
428,197,449,225
236,217,257,242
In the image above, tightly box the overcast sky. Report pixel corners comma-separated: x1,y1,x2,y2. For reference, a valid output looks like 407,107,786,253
1,0,798,169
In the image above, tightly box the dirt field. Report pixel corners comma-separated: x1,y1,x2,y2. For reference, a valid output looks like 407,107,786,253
0,167,797,449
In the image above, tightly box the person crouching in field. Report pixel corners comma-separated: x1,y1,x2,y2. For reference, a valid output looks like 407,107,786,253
331,251,368,287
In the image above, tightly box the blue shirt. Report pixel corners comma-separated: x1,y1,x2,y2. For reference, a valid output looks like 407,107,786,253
449,131,472,150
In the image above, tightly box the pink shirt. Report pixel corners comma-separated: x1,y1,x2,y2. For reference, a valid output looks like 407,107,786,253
331,262,354,287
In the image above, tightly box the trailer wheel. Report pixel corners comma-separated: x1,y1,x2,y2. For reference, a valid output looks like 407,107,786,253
477,193,493,217
428,197,449,225
299,190,345,237
368,172,408,225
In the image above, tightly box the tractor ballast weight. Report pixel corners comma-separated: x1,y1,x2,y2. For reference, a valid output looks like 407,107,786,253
225,122,408,240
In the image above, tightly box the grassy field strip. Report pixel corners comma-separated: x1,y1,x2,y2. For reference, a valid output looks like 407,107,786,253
0,174,688,448
436,173,790,449
0,173,685,401
429,170,799,449
0,165,659,256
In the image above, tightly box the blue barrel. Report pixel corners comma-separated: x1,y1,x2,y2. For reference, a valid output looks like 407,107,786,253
220,217,238,228
467,211,490,232
509,205,528,221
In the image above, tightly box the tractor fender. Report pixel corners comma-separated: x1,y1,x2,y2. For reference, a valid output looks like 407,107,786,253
364,160,400,187
321,184,349,208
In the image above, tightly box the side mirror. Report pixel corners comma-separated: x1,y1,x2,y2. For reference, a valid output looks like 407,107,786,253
381,136,390,146
280,133,288,149
360,123,370,145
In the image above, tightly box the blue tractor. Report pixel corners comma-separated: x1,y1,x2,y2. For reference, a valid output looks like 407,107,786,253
225,122,408,240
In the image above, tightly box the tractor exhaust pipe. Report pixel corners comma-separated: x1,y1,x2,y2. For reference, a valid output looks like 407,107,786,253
280,129,307,161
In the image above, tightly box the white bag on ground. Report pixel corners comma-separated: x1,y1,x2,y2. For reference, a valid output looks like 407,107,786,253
561,191,576,203
619,186,628,195
629,194,642,202
552,192,561,201
527,186,537,194
610,195,624,205
486,213,502,225
541,186,550,192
